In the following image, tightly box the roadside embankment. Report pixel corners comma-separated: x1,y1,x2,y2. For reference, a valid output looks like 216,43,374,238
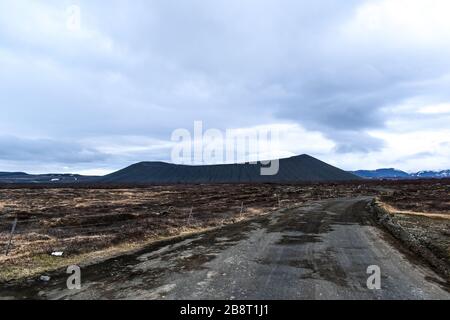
370,198,450,280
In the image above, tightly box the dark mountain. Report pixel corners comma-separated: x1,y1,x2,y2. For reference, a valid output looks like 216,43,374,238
100,154,360,184
0,172,99,184
0,172,29,178
352,168,450,180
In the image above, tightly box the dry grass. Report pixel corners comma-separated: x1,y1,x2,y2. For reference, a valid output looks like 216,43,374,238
0,225,223,282
381,203,450,220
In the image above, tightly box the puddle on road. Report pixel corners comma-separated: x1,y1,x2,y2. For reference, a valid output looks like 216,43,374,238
267,198,374,244
256,247,349,288
277,234,322,245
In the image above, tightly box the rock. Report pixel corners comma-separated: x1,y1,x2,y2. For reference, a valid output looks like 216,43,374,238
39,275,51,282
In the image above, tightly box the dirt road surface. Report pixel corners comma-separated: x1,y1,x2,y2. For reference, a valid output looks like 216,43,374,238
1,197,449,300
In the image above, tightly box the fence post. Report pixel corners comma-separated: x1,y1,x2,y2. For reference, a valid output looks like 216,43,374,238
240,201,244,218
187,206,193,226
5,216,18,256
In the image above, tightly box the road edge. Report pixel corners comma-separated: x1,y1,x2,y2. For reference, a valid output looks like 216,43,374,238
369,198,450,280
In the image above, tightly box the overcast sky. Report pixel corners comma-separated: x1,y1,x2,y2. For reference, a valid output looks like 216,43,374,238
1,0,450,175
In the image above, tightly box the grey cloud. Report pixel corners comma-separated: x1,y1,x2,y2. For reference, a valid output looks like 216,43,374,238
0,136,108,163
397,152,435,162
332,132,385,154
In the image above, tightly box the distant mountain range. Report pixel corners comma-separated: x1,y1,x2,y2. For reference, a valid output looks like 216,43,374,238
0,172,98,184
352,168,450,180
